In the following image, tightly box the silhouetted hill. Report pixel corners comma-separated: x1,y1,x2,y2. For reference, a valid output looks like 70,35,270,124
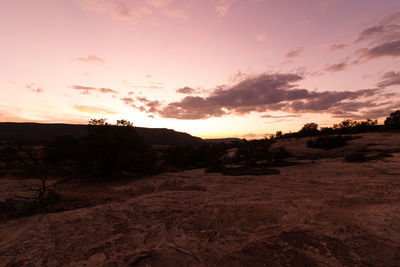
0,122,202,145
204,138,242,143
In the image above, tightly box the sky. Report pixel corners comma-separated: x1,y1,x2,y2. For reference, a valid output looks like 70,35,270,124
1,0,400,138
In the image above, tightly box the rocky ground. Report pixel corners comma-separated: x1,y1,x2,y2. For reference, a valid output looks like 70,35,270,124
1,132,400,266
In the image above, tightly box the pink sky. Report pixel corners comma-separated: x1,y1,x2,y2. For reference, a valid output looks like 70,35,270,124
1,0,400,138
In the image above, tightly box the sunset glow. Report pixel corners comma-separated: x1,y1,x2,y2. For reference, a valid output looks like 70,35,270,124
1,0,400,138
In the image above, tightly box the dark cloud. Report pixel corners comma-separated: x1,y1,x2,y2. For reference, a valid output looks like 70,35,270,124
121,97,135,104
355,12,400,44
353,12,400,62
377,71,400,88
130,96,161,113
357,39,400,59
328,43,347,51
287,89,377,112
155,73,379,120
176,86,196,94
70,85,118,95
331,103,400,120
74,55,104,63
285,46,305,58
325,62,348,72
355,25,386,43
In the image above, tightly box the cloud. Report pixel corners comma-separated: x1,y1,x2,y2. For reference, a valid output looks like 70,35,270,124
77,0,189,22
121,97,135,104
162,8,189,19
70,85,118,94
357,39,400,59
153,73,382,120
129,96,161,113
146,0,172,7
216,0,233,16
355,12,400,44
348,12,400,63
74,55,104,63
26,83,43,93
77,0,151,22
356,25,386,43
325,62,348,72
328,43,347,51
74,105,117,115
261,114,301,118
285,46,305,58
377,71,400,88
176,86,196,94
331,102,399,120
123,80,163,90
256,33,266,42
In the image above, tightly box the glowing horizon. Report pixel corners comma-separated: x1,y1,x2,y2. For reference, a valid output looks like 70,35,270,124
1,0,400,139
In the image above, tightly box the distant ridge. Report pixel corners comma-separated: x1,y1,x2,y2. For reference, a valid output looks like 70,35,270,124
204,138,242,143
0,122,203,145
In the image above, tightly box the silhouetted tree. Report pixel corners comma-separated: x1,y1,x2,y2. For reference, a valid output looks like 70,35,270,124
299,123,319,136
384,110,400,130
275,131,283,139
46,119,155,177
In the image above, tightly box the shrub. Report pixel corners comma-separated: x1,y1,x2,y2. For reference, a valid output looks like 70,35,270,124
234,139,275,166
307,135,352,150
163,142,228,169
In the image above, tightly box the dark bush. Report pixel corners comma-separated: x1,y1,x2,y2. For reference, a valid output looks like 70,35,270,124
307,135,353,150
234,139,275,166
163,142,228,169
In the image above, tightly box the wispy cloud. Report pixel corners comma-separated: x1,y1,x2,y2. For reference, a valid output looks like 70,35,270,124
261,114,301,119
70,85,118,94
377,71,400,88
74,105,117,115
146,0,173,7
123,80,163,90
26,83,43,93
162,8,189,19
176,86,196,94
77,0,189,22
325,62,348,72
285,46,305,58
328,43,347,51
216,0,233,17
256,33,266,42
74,55,104,63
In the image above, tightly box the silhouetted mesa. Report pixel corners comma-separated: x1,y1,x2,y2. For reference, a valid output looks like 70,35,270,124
0,122,202,145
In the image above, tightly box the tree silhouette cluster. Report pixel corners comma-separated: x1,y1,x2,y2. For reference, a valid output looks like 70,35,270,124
46,119,155,176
